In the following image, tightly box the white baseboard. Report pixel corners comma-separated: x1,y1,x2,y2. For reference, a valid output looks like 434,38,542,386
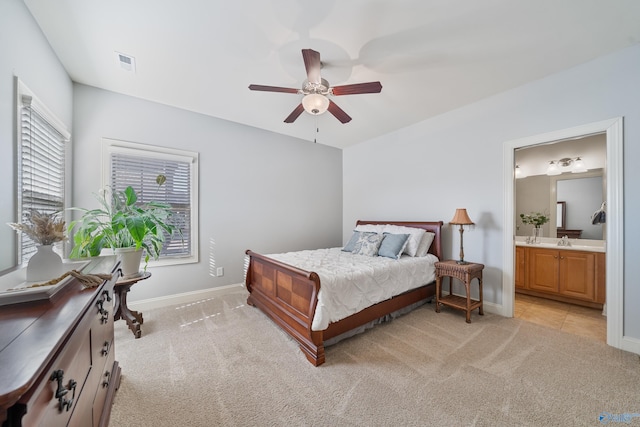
128,283,245,311
621,336,640,356
482,300,503,316
128,287,639,356
440,290,505,317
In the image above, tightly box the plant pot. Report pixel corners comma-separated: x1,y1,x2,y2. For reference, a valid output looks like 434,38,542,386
115,247,144,279
27,244,63,282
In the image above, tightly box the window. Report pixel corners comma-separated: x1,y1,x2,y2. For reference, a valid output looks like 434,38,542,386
102,139,199,266
16,80,70,264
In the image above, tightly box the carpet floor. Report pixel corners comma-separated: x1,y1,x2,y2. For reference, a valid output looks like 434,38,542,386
110,287,640,426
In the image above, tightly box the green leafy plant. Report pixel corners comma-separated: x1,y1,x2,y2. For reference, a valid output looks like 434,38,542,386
68,184,179,269
519,211,550,227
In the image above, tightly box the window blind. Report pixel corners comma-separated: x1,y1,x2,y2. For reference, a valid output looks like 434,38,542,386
109,152,191,258
18,95,67,263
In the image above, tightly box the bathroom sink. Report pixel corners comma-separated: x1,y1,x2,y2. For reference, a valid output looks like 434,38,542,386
515,241,604,252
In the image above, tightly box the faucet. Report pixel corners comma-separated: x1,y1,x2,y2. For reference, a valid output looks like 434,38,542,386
557,235,571,246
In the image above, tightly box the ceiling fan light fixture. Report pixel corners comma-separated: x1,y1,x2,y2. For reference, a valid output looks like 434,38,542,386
302,93,329,115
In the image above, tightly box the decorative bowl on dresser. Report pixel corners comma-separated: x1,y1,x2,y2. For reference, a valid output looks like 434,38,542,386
0,256,122,427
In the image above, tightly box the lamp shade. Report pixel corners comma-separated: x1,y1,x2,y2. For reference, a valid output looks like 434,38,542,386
546,161,561,176
449,208,474,225
572,157,587,173
302,94,329,115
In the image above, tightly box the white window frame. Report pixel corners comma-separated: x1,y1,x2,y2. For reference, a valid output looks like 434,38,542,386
101,138,199,267
15,78,71,265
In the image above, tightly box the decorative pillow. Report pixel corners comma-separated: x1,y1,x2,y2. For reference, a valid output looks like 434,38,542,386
352,232,384,257
415,232,436,257
378,233,410,259
342,230,361,252
382,225,426,257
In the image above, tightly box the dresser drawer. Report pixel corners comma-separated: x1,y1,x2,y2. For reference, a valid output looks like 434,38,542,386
19,326,92,427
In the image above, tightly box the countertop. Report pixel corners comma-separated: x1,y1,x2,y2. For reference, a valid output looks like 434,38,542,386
515,237,605,253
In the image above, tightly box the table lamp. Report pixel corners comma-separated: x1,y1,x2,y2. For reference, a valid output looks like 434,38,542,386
449,208,474,265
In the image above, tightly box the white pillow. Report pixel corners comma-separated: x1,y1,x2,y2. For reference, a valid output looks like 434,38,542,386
382,225,426,257
355,223,385,233
415,232,436,257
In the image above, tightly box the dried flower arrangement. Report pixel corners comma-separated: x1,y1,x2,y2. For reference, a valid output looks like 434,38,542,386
7,210,66,245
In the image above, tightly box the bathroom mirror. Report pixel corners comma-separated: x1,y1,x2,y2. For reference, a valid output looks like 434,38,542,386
514,133,606,240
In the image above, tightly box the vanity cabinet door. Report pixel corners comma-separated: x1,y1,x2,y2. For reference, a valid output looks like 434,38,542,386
528,248,560,293
515,246,526,289
558,251,596,301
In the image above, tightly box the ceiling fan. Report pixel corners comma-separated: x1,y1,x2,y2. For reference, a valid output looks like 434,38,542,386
249,49,382,124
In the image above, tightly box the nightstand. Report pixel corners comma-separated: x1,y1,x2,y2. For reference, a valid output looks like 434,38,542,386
435,260,484,323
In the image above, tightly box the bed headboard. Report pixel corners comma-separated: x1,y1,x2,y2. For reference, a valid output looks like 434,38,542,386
355,220,444,260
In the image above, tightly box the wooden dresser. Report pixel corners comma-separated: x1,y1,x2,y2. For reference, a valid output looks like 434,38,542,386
0,257,121,427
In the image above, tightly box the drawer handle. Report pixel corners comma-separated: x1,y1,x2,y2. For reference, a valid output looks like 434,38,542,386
96,299,107,316
49,369,77,412
102,289,112,302
101,340,111,357
102,370,111,388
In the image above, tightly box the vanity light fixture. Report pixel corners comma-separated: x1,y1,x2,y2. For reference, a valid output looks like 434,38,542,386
515,165,527,179
572,157,587,173
546,157,587,176
546,161,561,176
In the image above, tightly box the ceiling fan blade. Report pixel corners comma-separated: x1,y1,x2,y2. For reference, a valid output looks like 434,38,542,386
248,84,299,94
301,49,321,84
331,82,383,96
284,104,305,123
327,101,352,124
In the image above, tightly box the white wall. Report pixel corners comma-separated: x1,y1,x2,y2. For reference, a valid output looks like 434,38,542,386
515,175,552,237
0,0,73,271
344,44,640,340
73,84,343,302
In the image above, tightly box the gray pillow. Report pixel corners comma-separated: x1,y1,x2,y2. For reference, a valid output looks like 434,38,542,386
352,232,384,257
378,233,410,259
342,230,361,252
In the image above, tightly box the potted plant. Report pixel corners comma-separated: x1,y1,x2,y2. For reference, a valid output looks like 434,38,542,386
519,211,550,243
69,181,179,277
8,210,67,281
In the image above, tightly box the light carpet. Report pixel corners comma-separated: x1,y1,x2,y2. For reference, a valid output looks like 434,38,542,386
110,287,640,426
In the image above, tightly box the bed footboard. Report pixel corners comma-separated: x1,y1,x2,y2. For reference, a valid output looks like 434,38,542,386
245,250,325,366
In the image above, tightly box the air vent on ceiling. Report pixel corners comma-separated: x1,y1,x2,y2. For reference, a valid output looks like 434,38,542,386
115,52,136,73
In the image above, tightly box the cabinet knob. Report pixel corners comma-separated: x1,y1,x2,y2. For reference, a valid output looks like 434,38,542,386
102,370,111,388
101,340,111,356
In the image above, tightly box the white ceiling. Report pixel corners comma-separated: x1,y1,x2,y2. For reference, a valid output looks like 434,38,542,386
23,0,640,149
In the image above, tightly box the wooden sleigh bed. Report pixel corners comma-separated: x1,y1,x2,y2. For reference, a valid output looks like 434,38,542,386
245,220,443,366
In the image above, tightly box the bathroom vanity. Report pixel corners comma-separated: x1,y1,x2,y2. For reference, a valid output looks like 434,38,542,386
515,240,605,309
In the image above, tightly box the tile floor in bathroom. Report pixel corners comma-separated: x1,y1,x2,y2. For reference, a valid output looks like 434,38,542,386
514,293,606,342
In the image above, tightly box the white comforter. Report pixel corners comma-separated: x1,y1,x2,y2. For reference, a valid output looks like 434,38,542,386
267,248,438,331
